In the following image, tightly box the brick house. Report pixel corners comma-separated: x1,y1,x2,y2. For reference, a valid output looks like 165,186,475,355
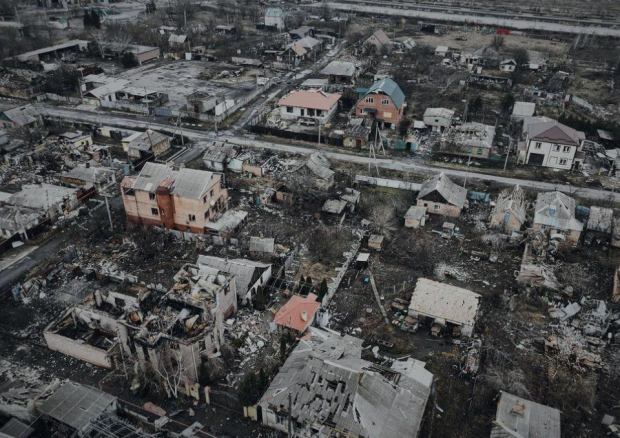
354,78,405,128
121,162,228,234
416,173,467,217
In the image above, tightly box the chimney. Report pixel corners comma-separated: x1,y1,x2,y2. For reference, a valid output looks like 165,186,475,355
301,311,307,322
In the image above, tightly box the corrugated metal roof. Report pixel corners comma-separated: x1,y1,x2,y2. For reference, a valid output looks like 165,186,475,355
0,418,34,438
6,184,78,211
38,382,116,431
127,130,169,152
173,168,214,199
131,162,176,193
492,391,560,438
249,236,275,253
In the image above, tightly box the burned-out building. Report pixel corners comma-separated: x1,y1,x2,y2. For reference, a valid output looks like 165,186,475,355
196,255,271,305
120,264,237,399
416,173,467,217
296,152,335,190
258,327,433,438
126,129,171,160
320,60,357,84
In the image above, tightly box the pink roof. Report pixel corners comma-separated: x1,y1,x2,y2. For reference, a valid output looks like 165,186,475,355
278,90,341,111
273,293,320,333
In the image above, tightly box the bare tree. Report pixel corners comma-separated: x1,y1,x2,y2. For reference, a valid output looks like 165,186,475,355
154,347,190,398
369,205,397,238
482,365,530,397
491,35,505,52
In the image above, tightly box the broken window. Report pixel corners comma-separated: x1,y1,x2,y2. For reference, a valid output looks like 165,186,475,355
210,189,214,197
381,99,389,105
559,158,568,165
553,145,561,152
477,148,483,155
204,211,209,219
188,214,196,222
534,142,542,149
149,193,156,200
287,106,293,113
563,146,571,152
203,195,207,204
151,208,158,216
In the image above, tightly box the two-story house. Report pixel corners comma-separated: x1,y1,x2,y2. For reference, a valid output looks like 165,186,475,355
355,78,405,128
524,120,585,170
121,162,228,234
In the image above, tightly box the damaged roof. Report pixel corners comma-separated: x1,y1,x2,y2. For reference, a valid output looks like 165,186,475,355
202,141,237,163
492,185,527,225
0,105,39,127
259,328,433,438
492,391,560,438
408,278,481,327
61,165,115,185
127,129,169,152
417,172,467,209
586,206,612,233
5,184,78,211
249,236,275,253
196,256,270,296
131,162,216,199
534,191,583,232
38,381,116,431
304,152,335,181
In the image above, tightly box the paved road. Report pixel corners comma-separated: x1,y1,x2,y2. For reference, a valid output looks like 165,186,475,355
35,105,620,203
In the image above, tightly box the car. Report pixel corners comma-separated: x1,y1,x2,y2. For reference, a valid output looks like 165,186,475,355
298,117,317,126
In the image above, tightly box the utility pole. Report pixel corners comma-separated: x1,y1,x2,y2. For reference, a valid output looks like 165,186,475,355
503,137,512,171
463,154,472,188
103,193,113,231
318,119,321,145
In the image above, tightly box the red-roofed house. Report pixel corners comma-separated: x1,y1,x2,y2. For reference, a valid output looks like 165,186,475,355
273,293,320,336
278,90,341,124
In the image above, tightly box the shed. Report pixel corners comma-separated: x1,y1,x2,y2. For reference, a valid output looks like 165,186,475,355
404,206,427,229
368,234,384,251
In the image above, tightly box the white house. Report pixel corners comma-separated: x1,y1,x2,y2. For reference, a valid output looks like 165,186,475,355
523,120,585,170
277,90,341,124
500,59,517,72
264,8,285,31
423,108,454,132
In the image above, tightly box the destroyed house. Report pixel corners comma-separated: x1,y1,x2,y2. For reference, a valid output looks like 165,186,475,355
121,162,229,234
249,236,275,257
533,191,583,244
273,293,321,335
586,206,613,234
120,264,237,398
355,78,405,128
440,122,495,159
423,107,454,132
196,255,272,304
489,185,527,233
0,183,80,222
125,129,170,160
259,328,433,438
408,278,481,337
44,306,121,369
416,173,467,217
299,152,335,190
60,165,117,192
202,141,238,172
492,391,560,438
38,381,117,436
